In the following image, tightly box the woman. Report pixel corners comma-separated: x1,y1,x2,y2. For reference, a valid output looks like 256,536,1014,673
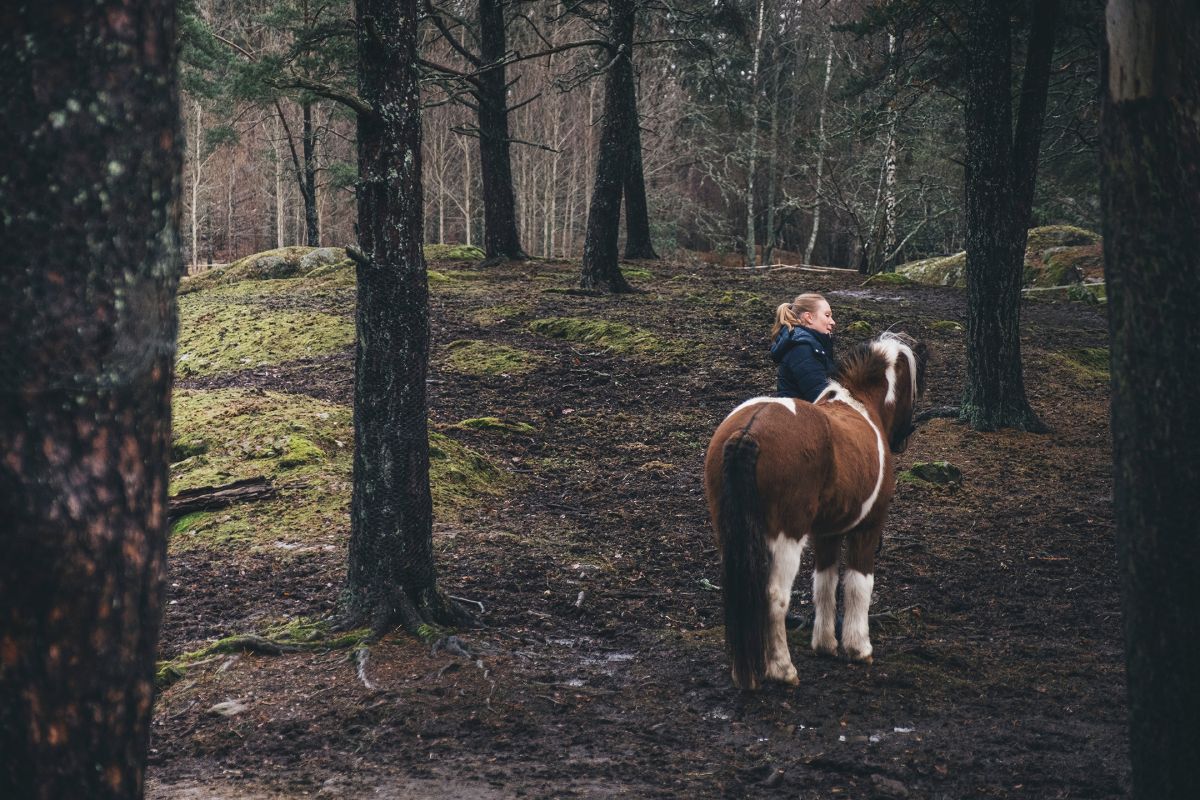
770,292,836,401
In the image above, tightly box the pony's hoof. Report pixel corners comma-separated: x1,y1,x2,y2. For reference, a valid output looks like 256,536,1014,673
767,663,800,686
845,647,874,665
812,638,838,658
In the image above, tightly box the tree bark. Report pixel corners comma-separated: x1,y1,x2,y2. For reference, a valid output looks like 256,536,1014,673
302,100,320,246
743,0,768,268
476,0,527,261
345,0,467,632
1102,2,1200,797
804,28,835,265
621,62,658,259
960,0,1045,432
0,1,180,796
580,0,637,293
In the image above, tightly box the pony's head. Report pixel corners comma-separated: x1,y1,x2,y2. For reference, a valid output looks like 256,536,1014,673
832,332,928,453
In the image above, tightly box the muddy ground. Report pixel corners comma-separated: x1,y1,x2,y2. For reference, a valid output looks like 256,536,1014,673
150,257,1126,798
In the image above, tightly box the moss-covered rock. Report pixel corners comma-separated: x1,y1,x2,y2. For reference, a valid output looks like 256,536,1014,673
1025,225,1100,254
843,320,872,335
931,320,963,333
897,226,1102,290
896,252,968,288
442,339,545,375
425,243,486,261
170,388,510,552
176,291,354,378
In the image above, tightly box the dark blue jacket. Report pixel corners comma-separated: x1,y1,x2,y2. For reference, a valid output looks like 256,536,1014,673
771,326,835,401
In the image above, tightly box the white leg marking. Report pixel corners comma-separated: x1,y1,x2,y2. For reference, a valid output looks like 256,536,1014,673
765,535,805,684
727,396,796,419
842,570,875,663
811,564,839,656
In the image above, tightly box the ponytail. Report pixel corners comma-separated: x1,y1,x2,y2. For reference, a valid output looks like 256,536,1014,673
770,292,827,340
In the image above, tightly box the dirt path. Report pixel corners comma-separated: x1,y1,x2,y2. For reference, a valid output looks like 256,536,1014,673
152,258,1126,798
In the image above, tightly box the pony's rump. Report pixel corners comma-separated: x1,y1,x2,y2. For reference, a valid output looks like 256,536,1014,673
718,432,771,689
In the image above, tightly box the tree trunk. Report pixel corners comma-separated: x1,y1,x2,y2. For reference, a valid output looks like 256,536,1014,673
743,0,768,268
345,0,467,632
476,0,527,261
302,100,320,246
880,33,899,273
960,0,1043,432
273,115,286,249
192,99,203,266
804,28,834,265
580,0,637,293
0,1,180,796
1102,3,1200,797
621,60,658,259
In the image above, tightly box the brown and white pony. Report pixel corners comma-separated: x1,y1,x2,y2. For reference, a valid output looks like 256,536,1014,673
704,332,928,689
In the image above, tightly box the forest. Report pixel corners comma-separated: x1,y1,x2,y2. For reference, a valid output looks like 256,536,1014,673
1,1,1198,799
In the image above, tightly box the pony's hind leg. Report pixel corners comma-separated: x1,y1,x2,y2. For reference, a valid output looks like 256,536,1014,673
842,529,880,664
765,533,805,684
811,536,840,657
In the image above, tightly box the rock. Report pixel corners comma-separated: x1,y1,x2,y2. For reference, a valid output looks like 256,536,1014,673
300,247,345,272
871,774,910,798
208,699,249,717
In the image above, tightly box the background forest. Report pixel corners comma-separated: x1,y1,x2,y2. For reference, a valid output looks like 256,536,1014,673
181,0,1101,271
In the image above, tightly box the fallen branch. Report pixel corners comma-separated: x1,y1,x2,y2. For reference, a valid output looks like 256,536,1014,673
738,263,859,273
915,405,961,423
168,477,276,520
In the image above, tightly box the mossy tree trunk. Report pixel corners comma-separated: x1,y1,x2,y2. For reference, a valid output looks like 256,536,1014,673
580,0,637,293
0,1,181,796
345,0,467,632
1102,2,1200,796
960,0,1057,432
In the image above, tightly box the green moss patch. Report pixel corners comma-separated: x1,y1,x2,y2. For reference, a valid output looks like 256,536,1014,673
1055,347,1110,381
898,461,963,487
442,339,545,375
529,317,672,357
425,243,486,262
621,267,655,281
931,320,963,332
177,295,353,378
448,417,536,434
428,431,514,513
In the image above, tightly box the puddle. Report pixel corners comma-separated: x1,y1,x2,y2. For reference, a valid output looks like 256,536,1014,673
827,289,906,302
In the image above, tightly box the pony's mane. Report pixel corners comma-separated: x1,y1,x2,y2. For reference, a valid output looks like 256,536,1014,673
832,341,890,393
833,331,922,397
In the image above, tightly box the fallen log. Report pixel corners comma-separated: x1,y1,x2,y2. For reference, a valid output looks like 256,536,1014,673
168,476,276,520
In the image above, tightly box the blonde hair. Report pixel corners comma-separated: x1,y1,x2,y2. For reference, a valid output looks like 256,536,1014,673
771,292,827,340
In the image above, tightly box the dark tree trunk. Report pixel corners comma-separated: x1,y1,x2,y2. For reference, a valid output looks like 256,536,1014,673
476,0,527,261
960,0,1045,432
621,62,658,260
1102,3,1200,797
581,0,637,293
0,1,180,797
345,0,467,632
303,100,320,246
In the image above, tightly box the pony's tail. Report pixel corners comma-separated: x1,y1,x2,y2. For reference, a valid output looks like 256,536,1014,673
719,433,771,690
